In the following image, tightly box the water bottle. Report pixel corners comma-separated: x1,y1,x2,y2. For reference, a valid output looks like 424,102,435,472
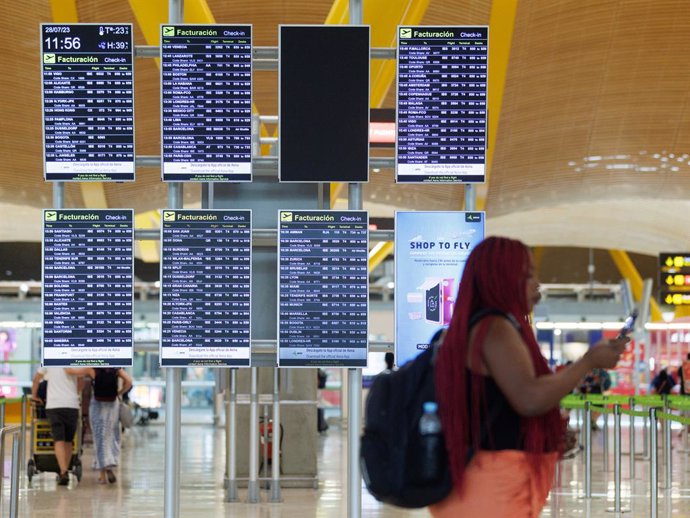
419,401,443,482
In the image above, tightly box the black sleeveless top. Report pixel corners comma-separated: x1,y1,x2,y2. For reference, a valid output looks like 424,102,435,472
467,370,524,450
466,309,524,451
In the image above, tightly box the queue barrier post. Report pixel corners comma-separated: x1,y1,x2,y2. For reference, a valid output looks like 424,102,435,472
650,408,658,518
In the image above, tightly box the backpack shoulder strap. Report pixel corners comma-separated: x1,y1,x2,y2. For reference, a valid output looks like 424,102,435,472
469,308,520,331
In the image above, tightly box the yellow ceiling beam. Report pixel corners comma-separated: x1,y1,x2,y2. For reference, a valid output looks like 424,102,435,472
609,250,663,322
476,0,519,210
49,0,78,22
326,0,430,207
368,241,394,273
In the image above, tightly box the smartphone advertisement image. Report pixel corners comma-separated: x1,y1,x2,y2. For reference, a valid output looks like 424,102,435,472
394,211,485,366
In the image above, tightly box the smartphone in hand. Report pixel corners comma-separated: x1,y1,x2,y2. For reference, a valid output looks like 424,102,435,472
617,309,638,339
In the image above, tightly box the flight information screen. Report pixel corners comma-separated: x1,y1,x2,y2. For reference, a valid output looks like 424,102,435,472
160,210,252,366
161,25,252,182
42,209,134,366
278,210,368,367
396,26,488,183
41,24,135,181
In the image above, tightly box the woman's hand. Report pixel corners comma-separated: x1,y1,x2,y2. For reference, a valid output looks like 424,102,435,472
583,337,629,370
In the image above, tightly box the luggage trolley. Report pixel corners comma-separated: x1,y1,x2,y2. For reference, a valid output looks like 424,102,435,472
26,402,83,483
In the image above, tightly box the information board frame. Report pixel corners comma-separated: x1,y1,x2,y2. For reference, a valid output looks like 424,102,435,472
395,25,488,184
394,211,485,366
42,209,134,367
40,23,136,182
159,209,253,367
277,209,369,367
160,24,253,183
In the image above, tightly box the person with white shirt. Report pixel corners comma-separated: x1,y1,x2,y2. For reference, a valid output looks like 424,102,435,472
32,367,90,486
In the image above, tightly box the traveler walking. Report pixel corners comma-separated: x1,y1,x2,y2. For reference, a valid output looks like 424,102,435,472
86,367,133,484
431,236,628,518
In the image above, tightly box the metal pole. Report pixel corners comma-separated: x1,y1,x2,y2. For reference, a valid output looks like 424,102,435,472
611,405,622,512
20,395,27,480
9,434,20,518
0,404,5,429
664,412,672,491
650,408,658,518
603,406,609,472
247,367,260,503
347,368,362,518
585,402,592,499
225,369,238,501
464,183,476,211
163,1,184,515
53,182,65,209
643,404,649,459
262,404,269,485
164,368,181,518
270,367,282,502
629,398,635,480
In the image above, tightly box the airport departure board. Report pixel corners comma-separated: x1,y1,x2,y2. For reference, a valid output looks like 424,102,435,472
41,24,135,181
161,25,252,182
160,210,252,366
278,211,368,367
396,26,488,183
42,209,134,366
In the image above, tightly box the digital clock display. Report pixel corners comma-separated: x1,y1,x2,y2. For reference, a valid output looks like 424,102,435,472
40,24,135,181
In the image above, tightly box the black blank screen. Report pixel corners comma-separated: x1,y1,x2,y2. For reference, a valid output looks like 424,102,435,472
280,26,370,183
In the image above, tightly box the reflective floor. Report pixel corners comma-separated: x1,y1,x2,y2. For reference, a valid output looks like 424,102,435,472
4,417,690,517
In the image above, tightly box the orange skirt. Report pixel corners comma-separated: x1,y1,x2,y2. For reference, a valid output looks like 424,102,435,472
429,450,558,518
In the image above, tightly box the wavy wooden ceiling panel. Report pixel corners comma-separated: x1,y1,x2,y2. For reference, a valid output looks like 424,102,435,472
1,0,688,254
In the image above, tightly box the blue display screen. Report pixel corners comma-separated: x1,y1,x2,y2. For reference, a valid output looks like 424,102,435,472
278,211,369,367
41,24,135,181
160,210,252,366
396,26,488,183
161,25,252,182
42,209,134,366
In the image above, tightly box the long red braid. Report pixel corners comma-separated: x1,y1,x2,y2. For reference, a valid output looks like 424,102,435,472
434,236,564,494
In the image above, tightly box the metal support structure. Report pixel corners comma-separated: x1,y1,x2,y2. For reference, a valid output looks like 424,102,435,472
629,398,635,480
464,184,476,211
247,367,260,503
20,395,27,480
603,407,609,472
347,368,362,518
270,367,282,502
0,404,4,429
262,404,269,484
0,424,22,518
584,402,592,499
53,182,65,210
225,369,238,501
643,405,649,459
650,409,658,518
164,368,182,518
663,411,672,491
10,435,20,518
607,405,627,513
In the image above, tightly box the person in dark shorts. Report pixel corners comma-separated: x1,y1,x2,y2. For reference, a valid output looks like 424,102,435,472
32,367,90,486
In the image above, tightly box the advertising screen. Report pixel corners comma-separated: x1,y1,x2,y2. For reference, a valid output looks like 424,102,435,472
279,26,370,182
41,24,135,181
396,26,488,183
394,211,485,366
160,210,251,367
42,209,134,366
161,25,252,182
278,210,368,367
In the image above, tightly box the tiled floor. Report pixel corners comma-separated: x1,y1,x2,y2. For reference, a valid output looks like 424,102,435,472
4,417,690,517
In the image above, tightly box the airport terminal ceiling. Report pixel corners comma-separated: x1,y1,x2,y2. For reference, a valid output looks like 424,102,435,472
1,0,690,260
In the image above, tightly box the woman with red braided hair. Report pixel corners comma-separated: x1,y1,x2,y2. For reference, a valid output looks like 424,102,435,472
430,237,627,518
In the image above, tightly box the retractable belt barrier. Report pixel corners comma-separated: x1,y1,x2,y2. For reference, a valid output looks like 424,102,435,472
560,393,690,518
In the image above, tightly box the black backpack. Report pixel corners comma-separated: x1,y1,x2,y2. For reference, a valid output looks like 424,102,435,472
360,309,518,508
360,337,452,508
93,368,119,401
